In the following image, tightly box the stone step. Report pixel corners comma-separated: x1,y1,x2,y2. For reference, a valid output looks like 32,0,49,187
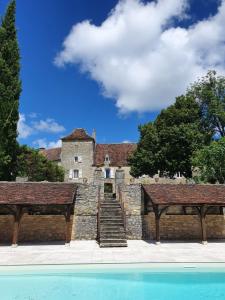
101,207,121,211
100,215,123,219
100,220,123,226
99,194,127,248
101,214,122,217
101,208,121,211
100,238,127,244
101,214,123,217
100,220,123,224
100,233,126,239
100,225,125,230
100,243,127,248
101,203,121,209
101,200,119,204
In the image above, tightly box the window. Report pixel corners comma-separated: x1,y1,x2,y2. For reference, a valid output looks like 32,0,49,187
73,169,79,179
74,156,82,163
105,154,109,162
105,168,111,178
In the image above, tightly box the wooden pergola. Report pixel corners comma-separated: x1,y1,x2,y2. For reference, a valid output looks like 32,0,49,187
143,184,225,244
0,182,77,246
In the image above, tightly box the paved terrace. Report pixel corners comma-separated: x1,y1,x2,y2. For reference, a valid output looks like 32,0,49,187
0,240,225,265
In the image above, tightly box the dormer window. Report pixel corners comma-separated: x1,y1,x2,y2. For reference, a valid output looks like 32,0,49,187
105,154,110,162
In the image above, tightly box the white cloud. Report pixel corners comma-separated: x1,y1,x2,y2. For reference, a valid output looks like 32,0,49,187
18,114,33,139
122,140,132,143
33,139,62,149
33,119,65,133
55,0,225,113
17,114,65,139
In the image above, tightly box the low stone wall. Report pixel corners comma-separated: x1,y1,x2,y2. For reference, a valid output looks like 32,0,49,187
0,216,14,243
143,213,225,240
19,215,66,242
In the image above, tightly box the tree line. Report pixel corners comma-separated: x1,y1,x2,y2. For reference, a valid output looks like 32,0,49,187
129,71,225,184
0,1,64,182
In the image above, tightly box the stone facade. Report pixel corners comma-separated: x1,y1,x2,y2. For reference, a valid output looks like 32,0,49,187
120,183,144,239
72,183,98,239
61,140,95,183
143,213,225,240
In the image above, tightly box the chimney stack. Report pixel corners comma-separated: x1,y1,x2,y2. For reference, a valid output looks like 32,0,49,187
92,129,96,141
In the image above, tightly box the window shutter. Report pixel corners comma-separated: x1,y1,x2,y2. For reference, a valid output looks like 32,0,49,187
69,169,73,179
111,168,114,178
103,169,106,178
79,169,83,178
78,156,82,162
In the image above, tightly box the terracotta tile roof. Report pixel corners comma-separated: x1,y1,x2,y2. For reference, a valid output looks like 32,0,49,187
62,128,94,142
0,182,76,205
143,184,225,205
94,143,136,166
40,147,61,161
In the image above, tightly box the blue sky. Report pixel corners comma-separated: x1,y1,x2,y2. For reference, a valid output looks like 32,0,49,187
0,0,224,148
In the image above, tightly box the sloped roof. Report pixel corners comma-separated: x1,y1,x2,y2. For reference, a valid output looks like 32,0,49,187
94,143,136,166
40,142,137,166
62,128,94,142
40,147,61,161
143,184,225,205
0,182,76,205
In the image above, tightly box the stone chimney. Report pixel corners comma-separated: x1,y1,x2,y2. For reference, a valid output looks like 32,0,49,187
92,129,96,141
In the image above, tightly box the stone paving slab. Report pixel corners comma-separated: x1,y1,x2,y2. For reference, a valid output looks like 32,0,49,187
0,240,225,265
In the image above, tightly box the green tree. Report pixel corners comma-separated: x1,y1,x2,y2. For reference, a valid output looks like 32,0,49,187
192,137,225,184
16,145,64,182
188,70,225,137
129,95,209,178
0,0,21,180
129,123,160,177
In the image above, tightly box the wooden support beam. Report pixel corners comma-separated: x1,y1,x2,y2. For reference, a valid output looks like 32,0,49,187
154,205,160,244
200,205,207,244
64,205,71,245
12,206,23,247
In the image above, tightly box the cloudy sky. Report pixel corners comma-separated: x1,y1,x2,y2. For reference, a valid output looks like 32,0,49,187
0,0,224,148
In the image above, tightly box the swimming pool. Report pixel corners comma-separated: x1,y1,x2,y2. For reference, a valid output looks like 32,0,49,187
0,264,225,300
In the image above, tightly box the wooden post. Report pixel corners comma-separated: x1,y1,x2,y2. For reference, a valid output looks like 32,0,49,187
154,205,160,244
12,206,23,247
200,205,207,245
65,205,71,246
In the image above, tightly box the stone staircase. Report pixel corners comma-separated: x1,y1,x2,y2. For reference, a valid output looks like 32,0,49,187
99,193,127,247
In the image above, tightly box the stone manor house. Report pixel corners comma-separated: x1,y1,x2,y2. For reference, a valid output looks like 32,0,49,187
1,128,225,248
40,128,185,188
41,128,136,189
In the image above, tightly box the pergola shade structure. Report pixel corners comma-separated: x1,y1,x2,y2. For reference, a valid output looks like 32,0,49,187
143,184,225,243
0,182,77,246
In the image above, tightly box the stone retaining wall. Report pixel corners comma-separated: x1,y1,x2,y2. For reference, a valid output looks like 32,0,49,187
121,184,143,239
143,213,225,240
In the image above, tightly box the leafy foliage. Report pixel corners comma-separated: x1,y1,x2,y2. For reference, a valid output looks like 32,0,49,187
0,0,21,180
192,138,225,184
129,95,210,178
188,70,225,138
16,145,64,182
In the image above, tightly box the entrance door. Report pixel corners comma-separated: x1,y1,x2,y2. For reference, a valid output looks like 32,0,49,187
104,183,113,193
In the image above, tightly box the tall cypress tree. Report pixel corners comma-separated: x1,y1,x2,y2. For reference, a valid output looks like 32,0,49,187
0,0,21,180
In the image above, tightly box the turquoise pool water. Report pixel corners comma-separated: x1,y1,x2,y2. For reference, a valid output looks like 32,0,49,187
0,266,225,300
